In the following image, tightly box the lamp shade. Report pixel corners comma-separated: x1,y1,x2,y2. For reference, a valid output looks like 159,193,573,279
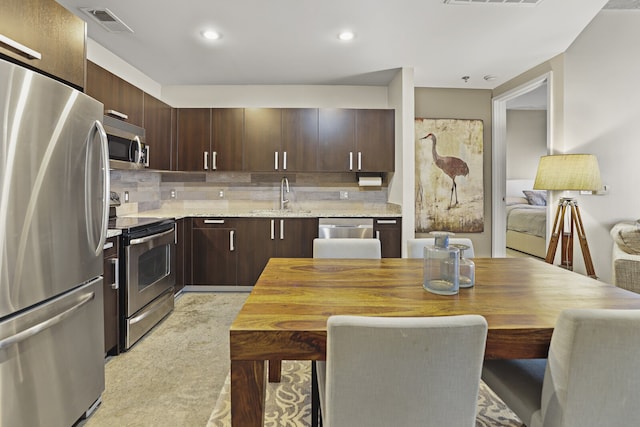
533,154,602,191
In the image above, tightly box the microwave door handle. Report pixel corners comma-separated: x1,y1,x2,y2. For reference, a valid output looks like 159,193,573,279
133,136,143,164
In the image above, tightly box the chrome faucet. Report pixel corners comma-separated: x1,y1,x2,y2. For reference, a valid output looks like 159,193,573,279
280,176,290,210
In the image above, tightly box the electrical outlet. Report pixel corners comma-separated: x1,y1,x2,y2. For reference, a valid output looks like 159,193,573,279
340,191,349,200
170,189,176,199
124,191,129,203
219,190,225,198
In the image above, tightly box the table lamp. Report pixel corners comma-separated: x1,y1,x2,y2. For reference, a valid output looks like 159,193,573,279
533,154,602,278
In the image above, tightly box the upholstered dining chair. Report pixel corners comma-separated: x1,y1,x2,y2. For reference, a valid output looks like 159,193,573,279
316,314,488,427
308,237,382,426
482,308,640,427
407,237,475,258
312,238,382,259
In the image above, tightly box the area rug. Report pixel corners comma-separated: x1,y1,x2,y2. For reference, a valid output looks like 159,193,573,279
206,361,524,427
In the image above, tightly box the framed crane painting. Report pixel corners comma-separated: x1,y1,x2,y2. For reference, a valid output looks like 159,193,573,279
415,118,484,233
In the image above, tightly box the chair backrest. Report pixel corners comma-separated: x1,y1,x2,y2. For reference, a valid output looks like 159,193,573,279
313,238,381,259
407,238,475,258
323,315,488,427
534,309,640,427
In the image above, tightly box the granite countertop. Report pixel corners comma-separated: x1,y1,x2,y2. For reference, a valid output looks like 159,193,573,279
119,203,402,220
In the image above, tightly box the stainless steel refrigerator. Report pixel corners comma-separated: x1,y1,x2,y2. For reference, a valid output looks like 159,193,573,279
0,58,109,426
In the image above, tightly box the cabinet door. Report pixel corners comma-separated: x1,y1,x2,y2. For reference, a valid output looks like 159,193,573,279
235,218,277,286
277,218,318,258
0,0,86,89
318,109,356,171
356,109,395,172
174,218,190,293
191,220,237,285
212,108,244,171
374,217,402,258
143,93,173,170
282,108,318,172
86,61,144,126
177,108,211,171
244,108,282,172
103,237,119,355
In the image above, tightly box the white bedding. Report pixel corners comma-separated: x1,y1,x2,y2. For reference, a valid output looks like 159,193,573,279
506,203,546,238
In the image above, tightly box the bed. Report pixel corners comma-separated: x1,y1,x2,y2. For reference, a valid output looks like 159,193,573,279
505,179,547,258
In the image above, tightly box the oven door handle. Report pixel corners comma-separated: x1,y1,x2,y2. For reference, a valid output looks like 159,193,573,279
129,228,174,245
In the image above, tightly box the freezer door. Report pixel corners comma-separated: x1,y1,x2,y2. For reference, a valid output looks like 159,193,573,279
0,58,109,318
0,278,105,427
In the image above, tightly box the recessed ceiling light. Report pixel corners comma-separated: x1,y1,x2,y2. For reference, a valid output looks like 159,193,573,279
484,74,497,81
338,31,355,41
202,30,221,40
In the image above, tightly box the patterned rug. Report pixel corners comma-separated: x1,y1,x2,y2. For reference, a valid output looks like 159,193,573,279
207,361,524,427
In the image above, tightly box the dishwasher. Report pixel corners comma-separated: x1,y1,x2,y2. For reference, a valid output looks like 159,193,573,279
318,218,374,239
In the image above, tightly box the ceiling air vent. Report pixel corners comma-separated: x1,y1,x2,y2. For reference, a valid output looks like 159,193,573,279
79,7,134,33
444,0,545,5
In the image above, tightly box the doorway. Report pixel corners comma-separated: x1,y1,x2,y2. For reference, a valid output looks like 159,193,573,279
491,73,552,257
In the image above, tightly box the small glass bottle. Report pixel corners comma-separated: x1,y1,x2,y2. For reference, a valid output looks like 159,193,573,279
452,244,475,288
423,233,460,295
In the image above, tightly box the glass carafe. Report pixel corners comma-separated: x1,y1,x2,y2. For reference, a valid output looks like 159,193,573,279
423,233,460,295
451,244,475,288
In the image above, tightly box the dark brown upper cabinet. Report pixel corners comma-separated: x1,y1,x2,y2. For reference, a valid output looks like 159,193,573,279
176,108,211,172
0,0,86,90
244,108,282,172
86,61,144,127
143,93,173,170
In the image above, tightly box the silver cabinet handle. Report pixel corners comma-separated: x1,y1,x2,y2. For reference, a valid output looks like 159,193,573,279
105,109,128,120
0,290,95,350
376,219,397,225
274,152,279,170
111,258,120,290
280,219,284,240
212,151,217,170
349,152,353,170
204,151,209,170
283,151,287,170
129,228,174,245
376,231,380,239
144,145,150,167
103,242,114,250
0,33,42,60
204,219,225,224
230,230,235,251
271,219,275,240
358,152,362,170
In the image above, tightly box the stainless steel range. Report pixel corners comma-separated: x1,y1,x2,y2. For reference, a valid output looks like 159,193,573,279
109,213,176,350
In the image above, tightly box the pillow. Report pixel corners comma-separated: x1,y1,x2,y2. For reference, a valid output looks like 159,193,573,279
522,190,547,206
506,196,529,206
611,221,640,255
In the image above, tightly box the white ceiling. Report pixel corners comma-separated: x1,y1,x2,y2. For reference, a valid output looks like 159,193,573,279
55,0,618,89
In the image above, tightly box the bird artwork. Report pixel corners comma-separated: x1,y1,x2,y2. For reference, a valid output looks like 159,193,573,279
420,133,469,208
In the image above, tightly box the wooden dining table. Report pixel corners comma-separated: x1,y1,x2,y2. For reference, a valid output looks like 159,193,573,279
229,257,640,427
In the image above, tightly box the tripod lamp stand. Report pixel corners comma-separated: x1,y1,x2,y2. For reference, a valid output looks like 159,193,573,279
533,154,602,279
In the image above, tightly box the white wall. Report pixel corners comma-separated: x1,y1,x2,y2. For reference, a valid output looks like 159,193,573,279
506,109,547,180
562,10,640,283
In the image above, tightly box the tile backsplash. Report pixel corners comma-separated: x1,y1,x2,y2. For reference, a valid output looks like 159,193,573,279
110,170,391,214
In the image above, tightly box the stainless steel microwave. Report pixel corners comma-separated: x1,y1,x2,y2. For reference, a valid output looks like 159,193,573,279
103,115,148,170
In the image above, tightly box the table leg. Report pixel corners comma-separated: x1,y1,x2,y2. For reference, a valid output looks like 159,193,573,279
231,360,266,427
269,359,282,382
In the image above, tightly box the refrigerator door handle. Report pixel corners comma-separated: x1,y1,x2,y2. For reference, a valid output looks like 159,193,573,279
93,120,110,255
0,291,95,350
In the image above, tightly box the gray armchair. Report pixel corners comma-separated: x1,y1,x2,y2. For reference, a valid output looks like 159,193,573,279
610,221,640,293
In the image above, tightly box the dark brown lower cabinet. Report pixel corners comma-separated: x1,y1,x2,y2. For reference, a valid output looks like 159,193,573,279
374,217,402,258
191,218,238,286
103,236,119,356
189,217,317,287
